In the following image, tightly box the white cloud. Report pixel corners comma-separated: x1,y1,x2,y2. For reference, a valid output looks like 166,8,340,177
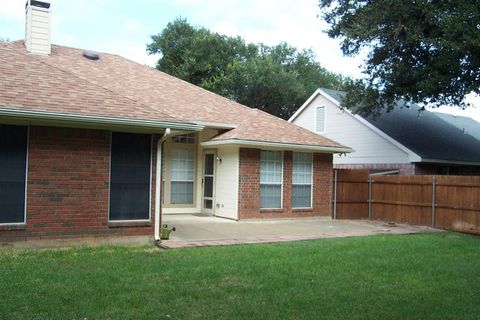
169,0,364,78
0,0,24,22
429,93,480,122
124,19,144,32
120,46,159,66
3,0,478,121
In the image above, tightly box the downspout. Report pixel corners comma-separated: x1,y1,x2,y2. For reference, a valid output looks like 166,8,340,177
154,128,171,244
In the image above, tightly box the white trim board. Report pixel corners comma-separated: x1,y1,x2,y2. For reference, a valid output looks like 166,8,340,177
289,88,421,162
201,138,353,153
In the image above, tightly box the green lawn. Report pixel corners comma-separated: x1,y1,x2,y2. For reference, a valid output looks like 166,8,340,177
1,233,479,320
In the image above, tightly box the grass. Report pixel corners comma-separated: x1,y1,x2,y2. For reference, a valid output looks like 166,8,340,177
1,232,479,320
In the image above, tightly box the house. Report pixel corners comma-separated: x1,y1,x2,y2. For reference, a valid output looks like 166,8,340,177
289,88,480,175
0,1,351,243
434,112,480,141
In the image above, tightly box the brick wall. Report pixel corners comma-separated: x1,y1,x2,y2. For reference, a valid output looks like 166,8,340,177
238,148,333,219
0,126,158,242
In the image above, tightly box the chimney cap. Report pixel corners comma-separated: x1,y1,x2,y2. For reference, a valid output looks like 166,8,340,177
25,1,51,10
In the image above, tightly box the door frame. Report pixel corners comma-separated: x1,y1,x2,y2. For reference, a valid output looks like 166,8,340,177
202,150,216,215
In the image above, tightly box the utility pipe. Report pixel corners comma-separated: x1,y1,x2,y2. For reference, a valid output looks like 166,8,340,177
333,169,337,220
154,128,171,243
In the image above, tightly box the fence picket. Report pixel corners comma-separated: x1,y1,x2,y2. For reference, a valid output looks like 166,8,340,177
333,170,480,234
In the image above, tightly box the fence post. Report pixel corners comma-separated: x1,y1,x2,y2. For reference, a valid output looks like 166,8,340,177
368,176,372,220
333,169,337,220
432,176,436,228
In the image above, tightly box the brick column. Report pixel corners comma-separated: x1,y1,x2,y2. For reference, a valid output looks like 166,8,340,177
238,148,260,219
313,153,333,215
283,151,292,210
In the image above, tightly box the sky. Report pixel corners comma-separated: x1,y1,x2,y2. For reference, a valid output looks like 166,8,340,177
1,0,479,121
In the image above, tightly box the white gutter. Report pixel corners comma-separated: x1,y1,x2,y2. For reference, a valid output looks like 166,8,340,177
201,138,353,153
0,108,203,132
192,120,238,129
154,128,171,243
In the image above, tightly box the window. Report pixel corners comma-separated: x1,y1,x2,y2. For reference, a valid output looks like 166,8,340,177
316,106,326,133
292,152,312,208
170,149,195,204
260,150,283,209
109,132,152,221
0,125,28,224
172,133,195,144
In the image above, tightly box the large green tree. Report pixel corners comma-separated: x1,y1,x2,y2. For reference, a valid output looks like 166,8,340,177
319,0,480,116
147,19,345,119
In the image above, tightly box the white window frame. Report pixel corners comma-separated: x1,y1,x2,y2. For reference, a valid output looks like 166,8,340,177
315,105,326,134
170,148,195,205
172,133,196,144
259,150,283,209
0,125,29,226
292,152,313,209
108,132,153,223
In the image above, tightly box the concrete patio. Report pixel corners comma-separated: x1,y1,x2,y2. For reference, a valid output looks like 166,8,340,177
160,215,438,248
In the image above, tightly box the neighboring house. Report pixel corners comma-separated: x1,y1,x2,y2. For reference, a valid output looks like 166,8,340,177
0,1,351,243
434,112,480,141
289,88,480,175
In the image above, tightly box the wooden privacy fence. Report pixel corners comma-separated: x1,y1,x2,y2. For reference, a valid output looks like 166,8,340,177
332,169,480,234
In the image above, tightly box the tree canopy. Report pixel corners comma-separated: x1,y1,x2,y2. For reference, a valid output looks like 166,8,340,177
319,0,480,116
147,19,346,119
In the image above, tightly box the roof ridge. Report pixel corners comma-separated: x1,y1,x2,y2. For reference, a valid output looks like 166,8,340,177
16,45,187,124
46,42,256,119
237,107,349,148
75,44,258,114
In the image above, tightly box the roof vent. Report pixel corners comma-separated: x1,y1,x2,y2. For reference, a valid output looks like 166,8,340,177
83,50,100,60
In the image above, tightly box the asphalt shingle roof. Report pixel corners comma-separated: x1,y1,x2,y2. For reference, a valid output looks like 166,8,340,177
321,88,480,164
0,41,346,150
434,112,480,141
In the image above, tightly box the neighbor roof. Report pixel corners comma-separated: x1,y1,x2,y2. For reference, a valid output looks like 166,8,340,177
0,41,349,152
312,88,480,164
434,112,480,141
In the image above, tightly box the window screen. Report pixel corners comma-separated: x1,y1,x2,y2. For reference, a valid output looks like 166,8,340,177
170,149,195,204
316,106,325,132
0,125,28,224
109,132,151,221
260,150,282,209
292,152,312,208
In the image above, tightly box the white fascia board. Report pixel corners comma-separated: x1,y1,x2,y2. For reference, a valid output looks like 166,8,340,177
192,120,237,129
317,88,343,105
289,88,343,123
0,107,203,132
306,90,422,162
288,89,322,122
201,138,353,153
349,113,422,162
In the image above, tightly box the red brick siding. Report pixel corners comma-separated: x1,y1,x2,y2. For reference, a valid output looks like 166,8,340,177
0,126,158,242
312,153,333,215
238,148,333,219
237,148,260,215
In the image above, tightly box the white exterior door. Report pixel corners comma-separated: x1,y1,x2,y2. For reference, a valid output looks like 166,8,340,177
202,152,215,215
